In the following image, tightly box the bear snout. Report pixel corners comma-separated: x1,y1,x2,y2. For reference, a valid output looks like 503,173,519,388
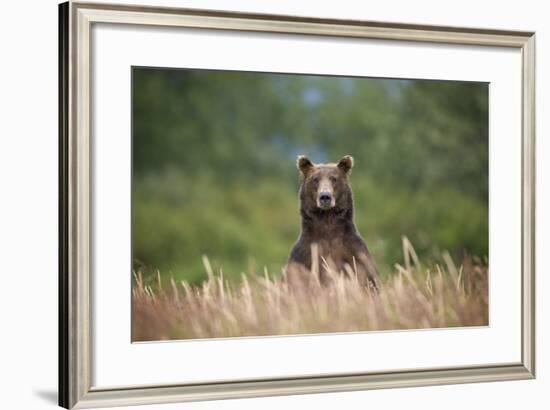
317,191,335,209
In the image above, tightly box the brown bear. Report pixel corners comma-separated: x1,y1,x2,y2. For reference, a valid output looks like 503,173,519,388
285,155,379,289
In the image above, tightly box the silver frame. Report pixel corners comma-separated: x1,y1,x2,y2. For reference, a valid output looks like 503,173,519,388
59,1,536,408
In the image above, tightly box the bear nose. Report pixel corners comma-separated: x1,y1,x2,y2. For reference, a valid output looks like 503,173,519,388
319,192,332,202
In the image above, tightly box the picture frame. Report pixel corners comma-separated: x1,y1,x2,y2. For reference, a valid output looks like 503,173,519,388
59,1,535,408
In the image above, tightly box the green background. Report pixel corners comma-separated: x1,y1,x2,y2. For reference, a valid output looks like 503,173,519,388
132,67,488,284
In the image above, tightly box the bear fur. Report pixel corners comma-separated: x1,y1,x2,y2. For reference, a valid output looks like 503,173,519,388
285,155,379,288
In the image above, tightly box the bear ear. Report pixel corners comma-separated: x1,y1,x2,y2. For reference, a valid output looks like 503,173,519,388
297,155,314,176
337,155,354,175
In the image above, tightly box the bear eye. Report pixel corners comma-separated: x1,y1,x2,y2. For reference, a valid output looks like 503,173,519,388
311,176,320,184
329,175,337,182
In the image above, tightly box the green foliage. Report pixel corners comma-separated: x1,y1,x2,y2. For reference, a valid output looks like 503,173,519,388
132,68,488,284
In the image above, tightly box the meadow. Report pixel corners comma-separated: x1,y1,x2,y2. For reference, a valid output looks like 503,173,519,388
132,238,488,341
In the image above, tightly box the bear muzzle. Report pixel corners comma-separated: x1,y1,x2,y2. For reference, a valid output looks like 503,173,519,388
317,191,336,210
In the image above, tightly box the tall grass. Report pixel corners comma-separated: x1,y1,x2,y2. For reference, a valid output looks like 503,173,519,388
132,238,488,341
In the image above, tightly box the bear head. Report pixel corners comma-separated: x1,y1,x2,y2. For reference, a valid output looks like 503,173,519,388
297,155,354,213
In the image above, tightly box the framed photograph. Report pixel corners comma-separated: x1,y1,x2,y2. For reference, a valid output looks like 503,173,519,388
59,1,535,408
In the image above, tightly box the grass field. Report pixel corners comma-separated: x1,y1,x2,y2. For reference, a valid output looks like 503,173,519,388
132,238,488,341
